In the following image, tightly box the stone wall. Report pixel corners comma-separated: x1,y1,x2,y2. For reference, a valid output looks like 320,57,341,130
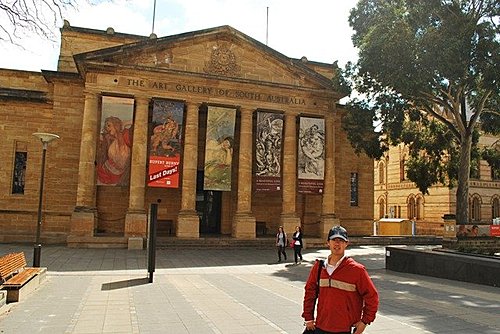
0,70,84,243
0,25,374,244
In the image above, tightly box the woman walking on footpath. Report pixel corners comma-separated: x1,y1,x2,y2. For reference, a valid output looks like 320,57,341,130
275,226,288,262
292,225,304,264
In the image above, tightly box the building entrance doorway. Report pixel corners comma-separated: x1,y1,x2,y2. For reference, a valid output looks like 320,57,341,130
196,171,222,234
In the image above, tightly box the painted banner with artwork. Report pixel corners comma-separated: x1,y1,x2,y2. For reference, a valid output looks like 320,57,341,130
148,99,184,188
96,96,134,186
254,111,284,192
203,106,236,191
297,116,325,194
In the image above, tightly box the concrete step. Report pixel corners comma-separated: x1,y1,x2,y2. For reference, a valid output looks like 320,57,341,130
156,236,443,249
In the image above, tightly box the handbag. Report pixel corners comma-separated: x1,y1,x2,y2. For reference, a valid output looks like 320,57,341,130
290,241,295,248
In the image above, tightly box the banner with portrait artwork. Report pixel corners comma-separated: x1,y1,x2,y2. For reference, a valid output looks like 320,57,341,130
254,111,284,192
96,96,135,186
203,106,236,191
297,116,325,194
147,99,184,188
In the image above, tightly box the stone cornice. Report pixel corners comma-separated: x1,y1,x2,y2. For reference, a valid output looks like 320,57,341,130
0,87,48,102
41,70,82,84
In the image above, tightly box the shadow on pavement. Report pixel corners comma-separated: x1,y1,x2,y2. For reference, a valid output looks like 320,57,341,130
101,277,150,291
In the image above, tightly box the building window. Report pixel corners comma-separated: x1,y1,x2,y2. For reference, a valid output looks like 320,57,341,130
492,197,499,219
12,151,27,194
470,163,480,179
378,162,384,184
469,195,481,222
407,196,415,219
378,197,385,218
416,196,424,220
400,156,406,181
350,172,358,206
492,166,500,180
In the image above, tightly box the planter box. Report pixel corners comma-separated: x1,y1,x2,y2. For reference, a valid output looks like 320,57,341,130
376,218,413,236
385,246,500,287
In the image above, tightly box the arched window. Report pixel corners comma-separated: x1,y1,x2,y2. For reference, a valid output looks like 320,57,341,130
492,166,500,180
470,195,481,222
470,157,480,179
378,197,385,218
400,157,406,181
492,197,499,219
416,196,424,220
407,196,415,219
378,162,385,184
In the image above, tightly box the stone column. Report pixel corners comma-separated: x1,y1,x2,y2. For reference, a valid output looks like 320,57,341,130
320,113,339,238
177,102,200,238
280,112,301,234
125,96,149,248
69,90,99,239
233,108,256,239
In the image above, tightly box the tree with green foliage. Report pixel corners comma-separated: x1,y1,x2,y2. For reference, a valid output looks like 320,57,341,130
341,0,499,224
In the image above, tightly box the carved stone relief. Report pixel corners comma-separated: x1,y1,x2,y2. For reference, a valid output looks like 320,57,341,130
204,44,241,77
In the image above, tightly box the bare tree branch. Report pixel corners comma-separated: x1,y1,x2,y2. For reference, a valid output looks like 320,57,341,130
0,0,90,46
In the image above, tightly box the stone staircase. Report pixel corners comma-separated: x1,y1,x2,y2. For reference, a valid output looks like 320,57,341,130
156,235,443,249
156,237,277,249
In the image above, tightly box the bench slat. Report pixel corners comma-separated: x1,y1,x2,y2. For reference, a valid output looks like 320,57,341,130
0,252,29,283
2,268,41,287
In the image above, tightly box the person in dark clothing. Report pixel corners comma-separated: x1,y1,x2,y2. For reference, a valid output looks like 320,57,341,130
275,226,287,262
292,225,304,264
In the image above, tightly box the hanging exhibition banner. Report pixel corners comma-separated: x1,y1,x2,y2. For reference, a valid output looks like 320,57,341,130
254,111,284,192
147,99,184,188
297,116,325,194
203,106,236,191
96,96,135,186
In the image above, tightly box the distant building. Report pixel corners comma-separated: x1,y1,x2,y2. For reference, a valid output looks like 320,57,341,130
374,135,499,235
0,23,374,247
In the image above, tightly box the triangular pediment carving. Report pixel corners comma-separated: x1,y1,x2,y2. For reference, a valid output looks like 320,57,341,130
203,43,241,77
74,26,333,89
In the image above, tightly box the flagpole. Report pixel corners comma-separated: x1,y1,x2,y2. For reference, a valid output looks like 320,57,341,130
266,7,269,45
152,0,157,34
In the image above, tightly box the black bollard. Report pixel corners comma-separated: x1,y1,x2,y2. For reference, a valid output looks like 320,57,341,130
147,202,159,283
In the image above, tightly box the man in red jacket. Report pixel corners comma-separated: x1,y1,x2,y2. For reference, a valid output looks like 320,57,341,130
302,226,379,334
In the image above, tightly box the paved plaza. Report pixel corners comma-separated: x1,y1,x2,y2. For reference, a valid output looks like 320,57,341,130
0,243,499,334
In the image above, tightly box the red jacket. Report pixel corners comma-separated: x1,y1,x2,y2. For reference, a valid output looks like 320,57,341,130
302,257,379,332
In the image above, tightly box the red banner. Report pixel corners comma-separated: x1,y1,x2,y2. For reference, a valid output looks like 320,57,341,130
148,99,184,188
490,225,500,236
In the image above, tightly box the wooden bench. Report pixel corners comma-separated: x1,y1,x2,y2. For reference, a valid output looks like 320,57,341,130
0,252,46,303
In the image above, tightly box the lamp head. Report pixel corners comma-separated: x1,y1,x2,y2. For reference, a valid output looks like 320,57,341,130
32,132,60,144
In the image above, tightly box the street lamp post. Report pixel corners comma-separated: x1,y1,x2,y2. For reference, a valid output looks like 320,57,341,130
32,132,60,267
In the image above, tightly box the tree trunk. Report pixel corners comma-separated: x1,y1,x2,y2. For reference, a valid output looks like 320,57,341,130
455,134,472,224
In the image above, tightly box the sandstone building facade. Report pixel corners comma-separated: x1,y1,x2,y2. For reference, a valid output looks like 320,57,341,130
374,137,500,235
0,23,374,247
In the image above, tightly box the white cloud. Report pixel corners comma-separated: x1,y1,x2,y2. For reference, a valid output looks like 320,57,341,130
1,0,359,71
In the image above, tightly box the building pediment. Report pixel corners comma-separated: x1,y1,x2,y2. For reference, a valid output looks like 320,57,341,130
73,25,334,90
